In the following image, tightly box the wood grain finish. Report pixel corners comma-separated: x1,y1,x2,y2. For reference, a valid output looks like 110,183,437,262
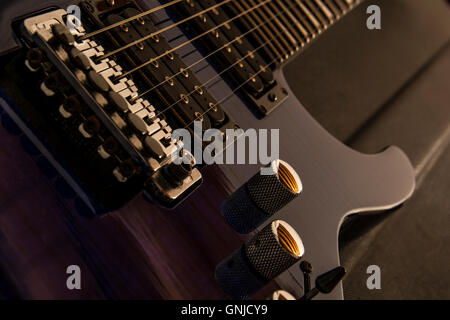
0,122,279,299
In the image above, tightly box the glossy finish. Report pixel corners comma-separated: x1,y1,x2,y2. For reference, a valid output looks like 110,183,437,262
0,0,416,300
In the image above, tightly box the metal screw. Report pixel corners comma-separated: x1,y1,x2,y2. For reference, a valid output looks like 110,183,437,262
268,93,278,102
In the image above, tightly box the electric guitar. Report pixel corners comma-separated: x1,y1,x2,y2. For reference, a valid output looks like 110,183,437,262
0,0,415,299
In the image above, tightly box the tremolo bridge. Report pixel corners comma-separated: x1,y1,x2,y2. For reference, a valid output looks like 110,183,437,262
16,0,236,213
8,0,361,214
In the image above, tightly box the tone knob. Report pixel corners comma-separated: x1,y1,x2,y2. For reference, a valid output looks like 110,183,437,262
222,159,302,234
215,220,304,300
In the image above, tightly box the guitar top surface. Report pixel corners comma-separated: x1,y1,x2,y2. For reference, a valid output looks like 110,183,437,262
0,0,448,300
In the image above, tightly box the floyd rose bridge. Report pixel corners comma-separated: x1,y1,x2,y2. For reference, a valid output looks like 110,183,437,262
12,0,252,213
12,0,292,214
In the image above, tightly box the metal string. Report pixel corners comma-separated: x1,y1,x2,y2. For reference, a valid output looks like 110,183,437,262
96,0,234,61
130,0,297,101
116,0,273,81
79,0,184,40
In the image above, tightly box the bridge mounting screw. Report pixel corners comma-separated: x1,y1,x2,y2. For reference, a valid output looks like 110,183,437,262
268,93,278,102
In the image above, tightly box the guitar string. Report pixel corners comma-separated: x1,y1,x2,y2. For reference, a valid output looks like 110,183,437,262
110,0,355,92
131,0,300,102
152,22,290,164
97,0,234,61
182,42,284,130
80,1,354,125
132,0,357,121
148,15,298,121
196,0,360,125
182,1,361,128
79,0,184,40
195,0,361,124
115,0,273,81
156,47,282,167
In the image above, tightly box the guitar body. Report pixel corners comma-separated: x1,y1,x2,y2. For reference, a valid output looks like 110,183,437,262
0,0,418,300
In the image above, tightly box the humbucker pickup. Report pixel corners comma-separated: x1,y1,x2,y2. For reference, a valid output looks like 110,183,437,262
7,0,236,214
165,0,289,116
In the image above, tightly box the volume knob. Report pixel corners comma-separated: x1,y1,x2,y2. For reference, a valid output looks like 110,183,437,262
215,220,304,300
222,159,302,234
